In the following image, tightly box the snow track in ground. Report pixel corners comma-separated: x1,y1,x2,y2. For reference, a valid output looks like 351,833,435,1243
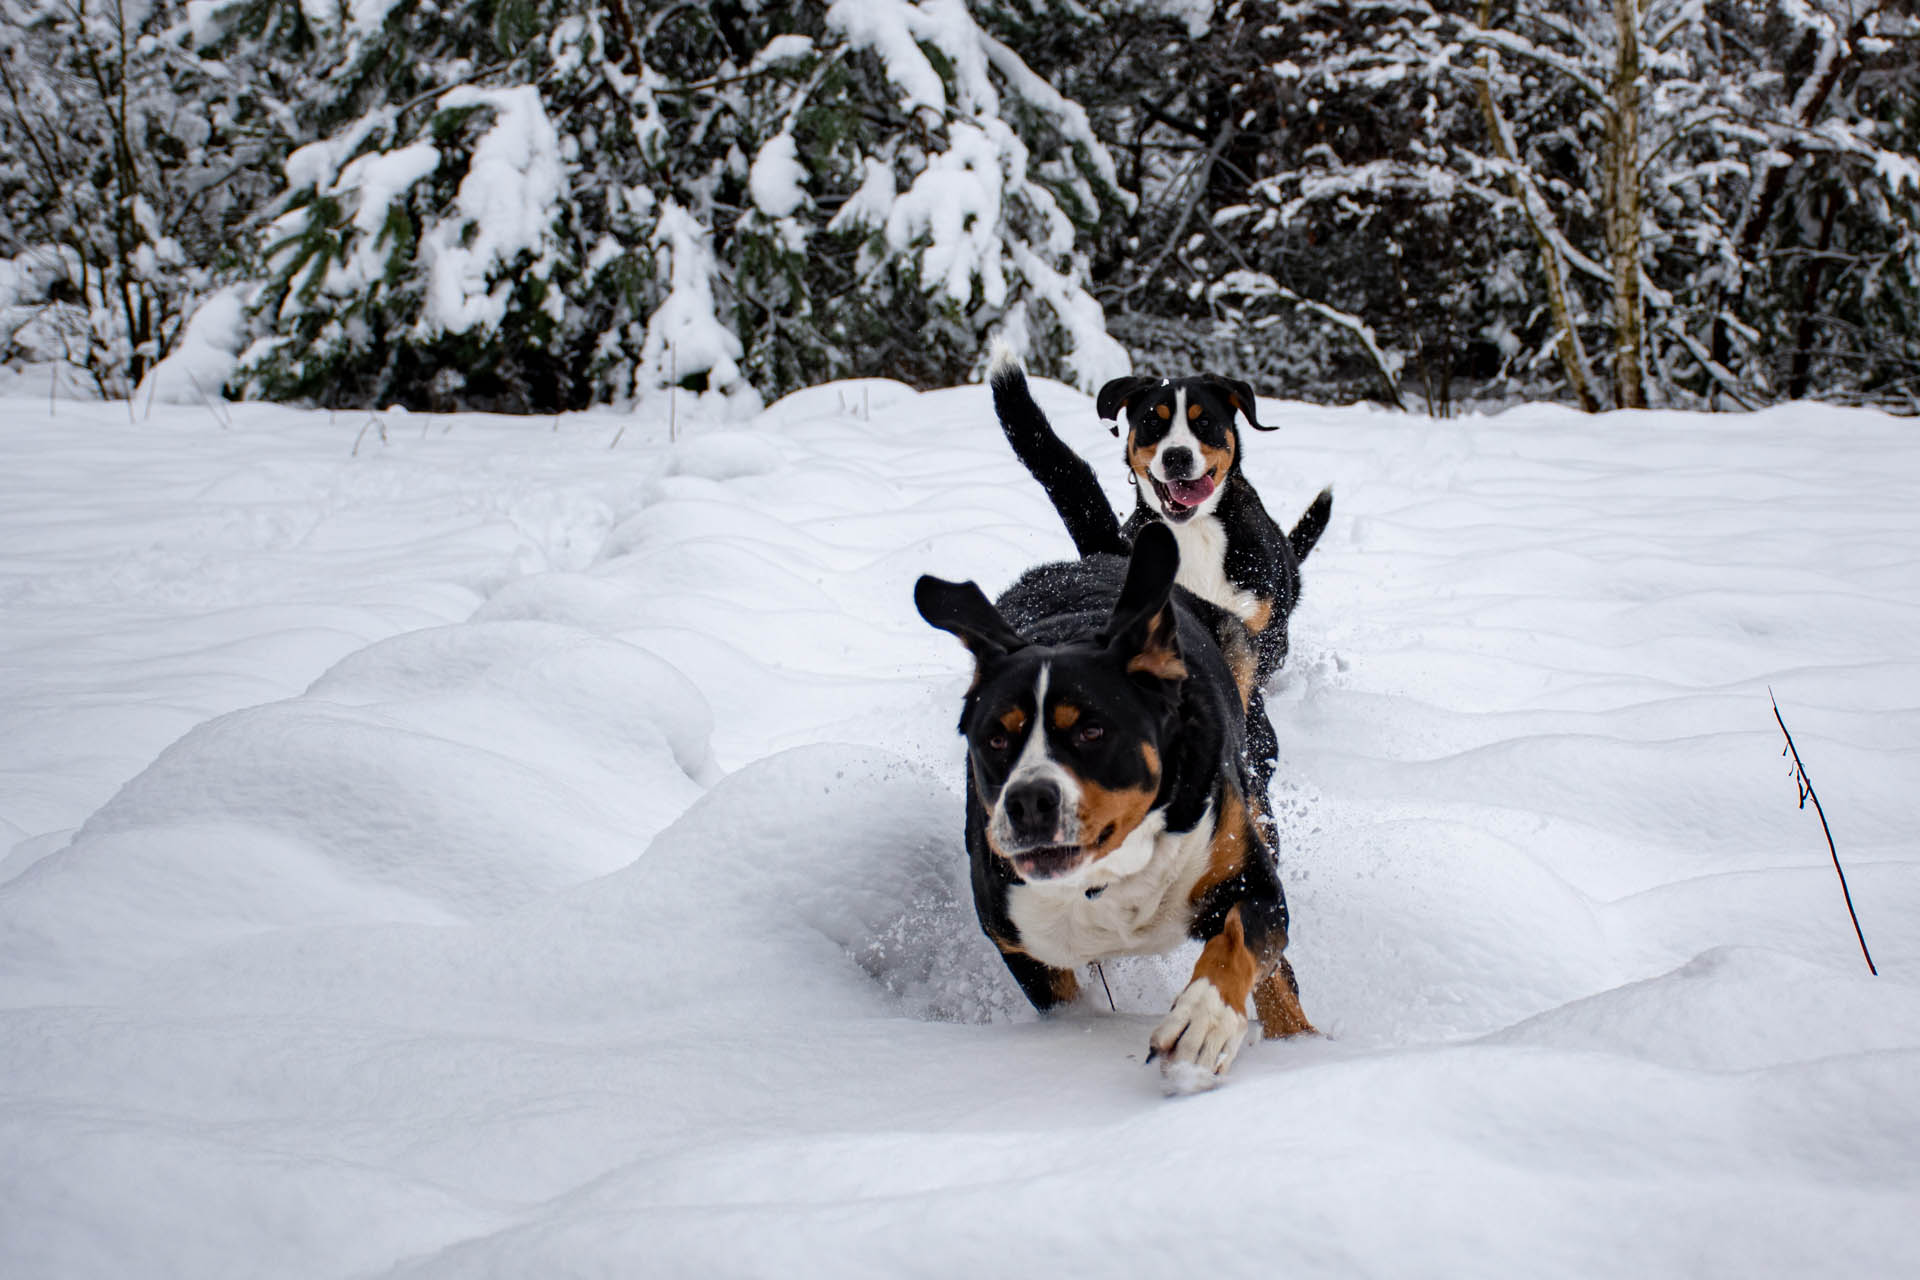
2,385,1917,1276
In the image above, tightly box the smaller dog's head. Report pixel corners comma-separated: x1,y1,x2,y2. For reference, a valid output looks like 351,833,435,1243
915,526,1187,884
1097,374,1275,524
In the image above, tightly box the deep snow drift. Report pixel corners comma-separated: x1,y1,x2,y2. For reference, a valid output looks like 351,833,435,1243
2,383,1917,1277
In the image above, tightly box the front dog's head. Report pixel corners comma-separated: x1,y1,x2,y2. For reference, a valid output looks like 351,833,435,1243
915,526,1187,884
1097,374,1274,524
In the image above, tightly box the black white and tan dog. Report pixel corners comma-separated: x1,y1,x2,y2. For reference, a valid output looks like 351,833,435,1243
915,523,1313,1084
987,346,1332,805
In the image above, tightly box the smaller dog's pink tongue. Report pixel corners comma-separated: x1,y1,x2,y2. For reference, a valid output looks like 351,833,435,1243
1169,474,1215,506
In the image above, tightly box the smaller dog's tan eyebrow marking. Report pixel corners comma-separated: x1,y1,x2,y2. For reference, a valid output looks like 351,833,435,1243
1155,403,1171,420
998,706,1026,733
1188,404,1202,420
1051,703,1080,729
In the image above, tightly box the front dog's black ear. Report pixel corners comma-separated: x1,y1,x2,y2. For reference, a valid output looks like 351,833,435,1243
915,575,1027,665
1097,375,1159,437
1202,373,1272,431
1101,523,1186,682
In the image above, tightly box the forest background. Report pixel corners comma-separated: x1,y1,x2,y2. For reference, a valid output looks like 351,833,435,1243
2,0,1915,417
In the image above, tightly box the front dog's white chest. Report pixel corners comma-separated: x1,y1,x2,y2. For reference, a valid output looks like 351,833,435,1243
1169,517,1259,622
1005,809,1217,970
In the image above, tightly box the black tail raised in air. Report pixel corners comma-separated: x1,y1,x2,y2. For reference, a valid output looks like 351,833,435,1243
988,346,1129,558
1287,486,1334,564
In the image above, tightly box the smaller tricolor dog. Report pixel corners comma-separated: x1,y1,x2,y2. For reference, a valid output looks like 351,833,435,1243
988,347,1330,806
916,523,1312,1086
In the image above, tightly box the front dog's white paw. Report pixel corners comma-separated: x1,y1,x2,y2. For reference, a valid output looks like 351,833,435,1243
1148,978,1249,1085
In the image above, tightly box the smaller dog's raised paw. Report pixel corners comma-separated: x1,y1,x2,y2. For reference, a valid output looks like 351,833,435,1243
1149,977,1249,1081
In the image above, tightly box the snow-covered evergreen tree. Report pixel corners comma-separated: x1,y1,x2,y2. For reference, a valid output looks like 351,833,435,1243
236,0,1131,412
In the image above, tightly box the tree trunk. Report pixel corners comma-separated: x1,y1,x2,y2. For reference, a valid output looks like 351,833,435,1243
1787,187,1842,399
1605,0,1647,409
1475,0,1600,413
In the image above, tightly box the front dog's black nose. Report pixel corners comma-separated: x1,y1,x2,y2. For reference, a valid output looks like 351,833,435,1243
1160,446,1195,479
1002,778,1062,842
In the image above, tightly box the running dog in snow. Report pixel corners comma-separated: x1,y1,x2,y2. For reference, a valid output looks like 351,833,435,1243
915,524,1313,1085
987,346,1332,808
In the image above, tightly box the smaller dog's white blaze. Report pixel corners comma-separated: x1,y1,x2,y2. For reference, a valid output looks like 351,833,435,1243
987,663,1082,851
1148,388,1200,484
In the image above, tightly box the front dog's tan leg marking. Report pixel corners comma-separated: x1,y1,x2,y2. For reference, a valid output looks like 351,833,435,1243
1190,905,1258,1010
1149,906,1256,1078
1253,958,1315,1038
1047,966,1081,1005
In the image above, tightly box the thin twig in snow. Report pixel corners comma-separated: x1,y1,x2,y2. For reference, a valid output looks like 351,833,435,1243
351,413,387,457
1771,689,1877,975
1091,961,1116,1012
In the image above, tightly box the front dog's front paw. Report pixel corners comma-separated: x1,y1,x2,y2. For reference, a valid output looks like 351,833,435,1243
1148,978,1249,1089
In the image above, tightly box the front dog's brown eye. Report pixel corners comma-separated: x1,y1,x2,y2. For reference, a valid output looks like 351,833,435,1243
1077,724,1104,744
987,732,1011,751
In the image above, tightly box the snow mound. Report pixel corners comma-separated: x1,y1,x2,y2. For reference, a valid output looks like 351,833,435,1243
1489,946,1920,1070
661,430,789,481
579,743,1011,1022
102,744,1012,1033
0,620,712,997
1288,815,1609,1044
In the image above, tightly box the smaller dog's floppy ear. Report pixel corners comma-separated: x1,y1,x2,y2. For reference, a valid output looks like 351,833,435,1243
915,576,1027,665
1097,375,1158,438
1101,523,1186,682
1203,374,1274,431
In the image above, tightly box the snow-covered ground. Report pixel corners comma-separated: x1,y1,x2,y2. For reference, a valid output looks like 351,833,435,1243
3,383,1917,1277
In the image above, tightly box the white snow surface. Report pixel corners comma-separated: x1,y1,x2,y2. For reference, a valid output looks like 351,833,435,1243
2,383,1918,1276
